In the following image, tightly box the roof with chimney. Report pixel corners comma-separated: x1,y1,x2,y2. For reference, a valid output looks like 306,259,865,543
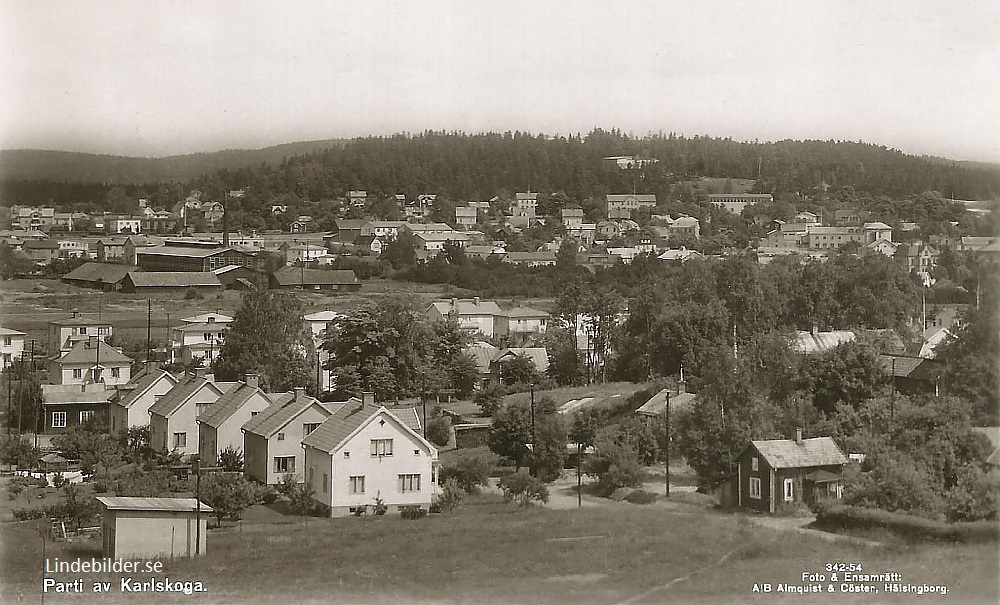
792,330,857,354
748,437,848,469
148,377,225,418
42,383,116,405
116,370,177,409
242,391,339,438
48,315,113,327
428,298,503,317
55,340,133,366
181,312,233,324
301,402,434,455
198,382,267,428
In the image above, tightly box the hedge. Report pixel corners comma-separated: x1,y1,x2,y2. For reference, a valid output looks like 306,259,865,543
814,503,999,543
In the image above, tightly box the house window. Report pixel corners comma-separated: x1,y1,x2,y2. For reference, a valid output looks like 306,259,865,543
79,327,87,335
350,476,365,494
784,478,795,502
414,450,420,456
79,411,94,423
72,369,82,379
173,432,187,448
52,412,67,428
98,327,109,336
110,367,120,378
750,456,758,472
277,432,285,441
204,333,214,341
303,423,320,437
251,411,258,417
274,456,295,473
344,452,350,459
749,477,761,500
398,474,420,493
3,336,10,346
371,439,393,457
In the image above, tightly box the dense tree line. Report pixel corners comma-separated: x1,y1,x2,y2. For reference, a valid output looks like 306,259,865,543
4,131,999,216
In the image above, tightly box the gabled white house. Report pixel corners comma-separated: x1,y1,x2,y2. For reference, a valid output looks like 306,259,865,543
1,327,26,370
110,369,178,432
48,338,133,386
197,375,271,465
242,388,337,485
148,377,231,456
303,397,437,517
426,298,503,337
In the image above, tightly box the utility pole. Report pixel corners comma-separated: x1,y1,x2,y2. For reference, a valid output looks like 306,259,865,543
529,383,536,478
16,351,25,434
146,299,152,367
664,389,670,498
577,442,582,507
29,340,35,439
5,363,11,435
194,456,201,556
890,357,896,428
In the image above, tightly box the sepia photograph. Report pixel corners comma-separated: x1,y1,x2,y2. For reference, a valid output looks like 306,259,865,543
1,1,998,604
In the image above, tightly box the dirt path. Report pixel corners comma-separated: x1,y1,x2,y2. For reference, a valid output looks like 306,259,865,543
743,514,884,548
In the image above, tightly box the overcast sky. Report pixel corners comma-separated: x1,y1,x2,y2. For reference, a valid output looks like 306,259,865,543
2,0,998,161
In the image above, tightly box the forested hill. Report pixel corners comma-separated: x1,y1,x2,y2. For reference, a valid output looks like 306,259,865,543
3,131,1000,205
0,139,348,185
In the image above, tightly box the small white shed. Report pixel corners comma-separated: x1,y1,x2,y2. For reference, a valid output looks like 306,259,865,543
96,497,212,558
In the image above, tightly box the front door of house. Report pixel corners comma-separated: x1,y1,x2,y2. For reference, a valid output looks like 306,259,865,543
783,478,794,503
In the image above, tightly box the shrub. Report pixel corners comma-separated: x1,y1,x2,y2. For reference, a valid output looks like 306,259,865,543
36,476,49,488
13,507,46,521
218,446,245,473
585,440,646,495
437,478,464,514
624,489,658,505
184,287,203,300
497,471,549,507
52,473,66,488
944,466,1000,522
814,503,1000,543
425,416,452,447
400,506,427,520
372,494,387,516
260,486,278,505
439,449,497,493
276,473,298,497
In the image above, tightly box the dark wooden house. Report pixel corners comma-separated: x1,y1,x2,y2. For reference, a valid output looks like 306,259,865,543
736,431,848,513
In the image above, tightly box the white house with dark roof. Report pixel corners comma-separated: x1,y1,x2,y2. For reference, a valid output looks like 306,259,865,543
148,376,231,455
495,307,549,336
427,298,503,337
169,313,231,365
302,396,437,516
242,388,338,485
47,313,113,357
110,369,178,432
197,375,271,465
606,194,657,219
48,338,133,386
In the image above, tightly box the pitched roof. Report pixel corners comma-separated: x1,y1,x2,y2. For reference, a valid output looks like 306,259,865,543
42,384,115,405
126,272,223,288
300,401,381,451
500,307,549,318
493,347,549,372
464,343,498,374
505,251,557,263
136,246,227,258
792,330,856,354
876,355,944,380
0,327,26,336
429,299,503,316
116,370,177,409
181,312,233,324
271,267,359,286
96,497,212,513
62,262,132,285
606,194,657,202
635,389,697,416
198,383,265,428
148,378,221,418
242,392,336,438
751,437,848,469
56,340,133,365
301,404,432,454
48,315,112,327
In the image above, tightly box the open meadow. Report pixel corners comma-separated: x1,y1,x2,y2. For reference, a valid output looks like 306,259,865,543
2,490,997,605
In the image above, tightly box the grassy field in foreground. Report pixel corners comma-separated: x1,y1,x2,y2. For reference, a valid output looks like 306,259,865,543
3,500,997,605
